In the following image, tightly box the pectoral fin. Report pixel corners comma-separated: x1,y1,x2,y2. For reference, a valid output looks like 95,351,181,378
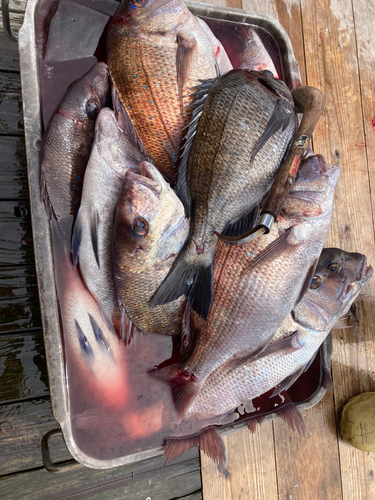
181,301,193,360
176,32,197,114
220,205,260,238
71,208,83,267
256,329,307,359
241,229,292,278
250,99,294,164
90,209,100,269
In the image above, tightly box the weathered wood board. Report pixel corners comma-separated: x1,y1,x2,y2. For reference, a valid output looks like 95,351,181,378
0,331,49,403
0,266,42,333
0,448,201,500
0,72,24,136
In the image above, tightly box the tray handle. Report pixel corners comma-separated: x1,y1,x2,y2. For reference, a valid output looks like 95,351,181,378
41,429,80,473
2,0,18,42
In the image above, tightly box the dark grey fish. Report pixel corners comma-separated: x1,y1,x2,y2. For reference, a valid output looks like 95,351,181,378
151,69,297,319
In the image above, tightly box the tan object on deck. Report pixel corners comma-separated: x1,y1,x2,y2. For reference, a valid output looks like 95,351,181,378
340,393,375,452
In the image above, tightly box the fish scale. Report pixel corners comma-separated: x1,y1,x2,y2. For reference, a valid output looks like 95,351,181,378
185,257,373,419
41,63,110,222
107,0,232,184
112,163,190,336
153,155,340,418
151,70,297,319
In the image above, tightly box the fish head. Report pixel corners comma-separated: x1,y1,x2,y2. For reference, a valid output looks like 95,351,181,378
110,0,188,32
94,108,144,176
319,248,373,312
283,154,340,218
319,248,370,283
114,161,189,264
294,258,373,331
61,62,110,125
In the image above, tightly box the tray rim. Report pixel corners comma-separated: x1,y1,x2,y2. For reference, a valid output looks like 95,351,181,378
18,0,329,470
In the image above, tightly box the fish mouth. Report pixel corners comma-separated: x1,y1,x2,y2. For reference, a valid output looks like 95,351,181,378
125,163,164,198
356,256,372,282
288,164,340,211
359,262,373,284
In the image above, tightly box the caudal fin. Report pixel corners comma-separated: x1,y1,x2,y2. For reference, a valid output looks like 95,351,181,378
150,256,213,320
276,403,306,437
164,427,227,474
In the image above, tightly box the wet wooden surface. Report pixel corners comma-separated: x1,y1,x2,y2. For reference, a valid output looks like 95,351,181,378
1,0,375,499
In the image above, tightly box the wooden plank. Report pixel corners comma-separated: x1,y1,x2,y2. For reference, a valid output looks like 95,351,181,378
0,12,22,72
299,1,375,500
201,423,278,500
0,72,24,136
0,136,28,201
5,0,27,13
273,394,342,499
0,398,72,475
0,266,42,333
0,331,49,403
0,447,201,500
0,201,35,266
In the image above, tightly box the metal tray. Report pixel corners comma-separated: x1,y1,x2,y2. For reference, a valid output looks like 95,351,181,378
12,0,332,471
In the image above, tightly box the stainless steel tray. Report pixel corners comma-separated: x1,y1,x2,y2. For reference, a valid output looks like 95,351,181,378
15,0,331,471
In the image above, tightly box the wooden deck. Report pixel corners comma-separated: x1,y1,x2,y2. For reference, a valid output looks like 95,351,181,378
1,0,375,498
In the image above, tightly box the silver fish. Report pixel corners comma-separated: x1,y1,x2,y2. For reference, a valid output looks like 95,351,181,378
71,108,145,332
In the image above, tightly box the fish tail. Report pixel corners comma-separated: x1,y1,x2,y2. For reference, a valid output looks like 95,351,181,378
246,418,257,434
164,427,227,475
150,255,213,320
246,415,265,434
276,403,306,438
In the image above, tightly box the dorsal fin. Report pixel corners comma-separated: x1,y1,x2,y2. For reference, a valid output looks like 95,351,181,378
176,79,216,217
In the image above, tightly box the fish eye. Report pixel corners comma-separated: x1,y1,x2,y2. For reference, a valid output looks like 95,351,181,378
86,99,100,119
310,275,322,289
132,216,149,236
130,0,147,7
328,262,340,273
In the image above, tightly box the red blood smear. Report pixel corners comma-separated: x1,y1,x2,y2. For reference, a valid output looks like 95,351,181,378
371,117,375,130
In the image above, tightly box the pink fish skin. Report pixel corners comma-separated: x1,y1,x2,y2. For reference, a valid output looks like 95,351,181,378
107,0,232,184
184,259,372,420
238,27,279,77
153,155,340,418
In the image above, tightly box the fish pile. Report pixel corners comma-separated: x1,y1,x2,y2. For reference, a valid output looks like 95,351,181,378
40,0,372,471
